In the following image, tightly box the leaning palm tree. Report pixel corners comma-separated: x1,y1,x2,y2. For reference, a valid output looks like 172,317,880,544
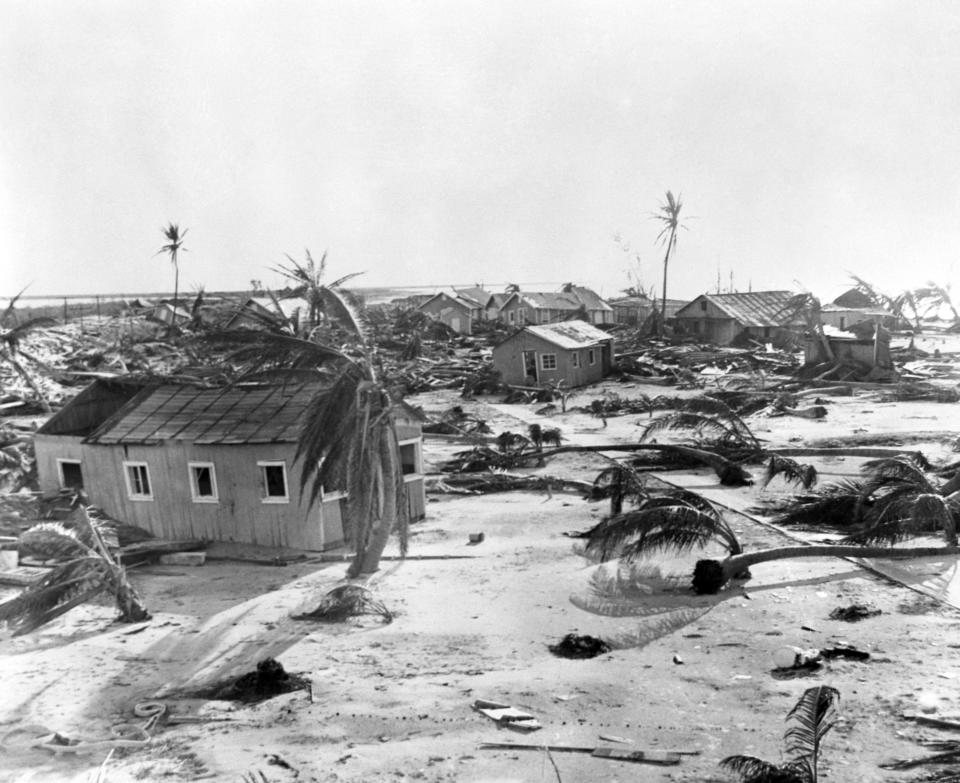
0,508,148,635
272,249,364,336
721,686,840,783
157,223,188,319
205,282,409,578
652,191,686,324
776,291,833,362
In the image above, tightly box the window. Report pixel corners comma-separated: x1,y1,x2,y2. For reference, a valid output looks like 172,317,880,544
588,348,596,366
57,459,84,490
258,461,289,503
517,307,527,324
188,462,219,503
398,439,422,482
507,310,515,324
571,352,580,368
763,326,771,338
700,300,707,311
540,353,557,370
123,462,153,501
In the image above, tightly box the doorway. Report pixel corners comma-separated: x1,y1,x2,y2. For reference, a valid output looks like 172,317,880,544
522,351,538,383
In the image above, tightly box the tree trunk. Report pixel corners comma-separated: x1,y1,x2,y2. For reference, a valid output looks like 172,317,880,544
353,427,404,576
722,544,960,583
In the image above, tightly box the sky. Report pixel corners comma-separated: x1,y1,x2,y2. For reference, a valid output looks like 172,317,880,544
3,0,960,304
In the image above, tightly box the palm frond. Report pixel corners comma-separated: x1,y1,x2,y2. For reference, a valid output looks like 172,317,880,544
719,755,803,783
316,285,367,343
763,456,818,490
200,329,347,376
585,502,740,562
860,455,936,496
18,523,94,562
783,685,840,782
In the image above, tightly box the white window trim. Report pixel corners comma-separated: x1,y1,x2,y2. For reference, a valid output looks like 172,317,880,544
540,353,557,370
398,438,423,482
258,460,290,504
56,458,82,489
123,461,154,501
188,461,220,503
571,352,580,368
588,348,596,365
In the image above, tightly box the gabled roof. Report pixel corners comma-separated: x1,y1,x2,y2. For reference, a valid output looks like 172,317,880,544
562,285,613,312
418,291,476,312
676,291,801,327
453,287,491,307
512,320,613,350
83,382,319,445
501,286,612,313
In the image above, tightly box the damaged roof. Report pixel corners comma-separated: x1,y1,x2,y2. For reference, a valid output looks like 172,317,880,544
85,382,318,445
677,291,801,327
521,320,614,349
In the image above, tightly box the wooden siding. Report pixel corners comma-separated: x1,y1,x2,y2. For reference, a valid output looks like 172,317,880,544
419,294,475,334
492,332,610,387
34,436,344,551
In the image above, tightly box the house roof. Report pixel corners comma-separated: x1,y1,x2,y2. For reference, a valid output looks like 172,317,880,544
832,288,876,308
418,291,476,312
85,382,319,445
453,287,491,307
517,320,613,350
563,285,613,312
676,291,801,327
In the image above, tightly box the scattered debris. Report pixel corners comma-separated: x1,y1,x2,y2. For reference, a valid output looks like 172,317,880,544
479,741,684,765
292,584,393,624
473,699,542,731
829,604,882,622
188,658,310,704
548,633,612,659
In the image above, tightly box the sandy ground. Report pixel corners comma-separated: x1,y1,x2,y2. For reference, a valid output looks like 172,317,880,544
4,376,960,782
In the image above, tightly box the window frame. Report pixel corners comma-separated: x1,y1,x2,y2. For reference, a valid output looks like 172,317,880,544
397,438,423,483
188,461,220,504
571,351,580,368
540,353,558,370
257,460,290,504
56,458,83,490
122,461,154,501
588,348,596,366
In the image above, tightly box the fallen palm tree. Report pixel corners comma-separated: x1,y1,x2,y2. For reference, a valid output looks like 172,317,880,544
427,473,592,495
585,459,960,595
292,584,392,624
0,508,148,635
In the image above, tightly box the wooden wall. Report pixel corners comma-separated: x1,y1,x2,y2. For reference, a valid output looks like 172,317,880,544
492,332,610,387
34,436,344,551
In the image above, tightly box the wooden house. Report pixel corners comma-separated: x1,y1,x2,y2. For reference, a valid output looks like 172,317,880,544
821,289,897,331
33,379,426,552
494,285,613,327
417,291,479,334
673,291,803,346
492,320,614,387
804,325,896,378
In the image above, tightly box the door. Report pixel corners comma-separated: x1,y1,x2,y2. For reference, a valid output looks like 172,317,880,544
522,351,538,383
450,316,461,333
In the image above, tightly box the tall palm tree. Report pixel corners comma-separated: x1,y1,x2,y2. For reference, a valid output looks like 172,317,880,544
206,283,408,578
652,191,686,324
157,223,188,323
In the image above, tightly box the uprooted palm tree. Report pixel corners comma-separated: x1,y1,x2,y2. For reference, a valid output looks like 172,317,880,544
1,286,56,411
641,396,762,453
584,456,960,595
721,686,839,783
205,280,409,578
0,507,148,635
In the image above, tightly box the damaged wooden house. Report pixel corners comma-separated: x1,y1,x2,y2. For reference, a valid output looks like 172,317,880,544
33,379,426,551
492,319,615,387
673,290,804,346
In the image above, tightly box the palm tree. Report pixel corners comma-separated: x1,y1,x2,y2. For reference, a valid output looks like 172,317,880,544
273,249,364,336
721,686,840,783
583,456,960,594
157,223,188,318
915,281,960,324
641,396,761,452
652,191,686,324
205,283,409,579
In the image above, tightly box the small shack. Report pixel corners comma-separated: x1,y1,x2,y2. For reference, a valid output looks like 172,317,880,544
34,379,426,551
804,325,895,377
417,291,479,334
492,320,614,387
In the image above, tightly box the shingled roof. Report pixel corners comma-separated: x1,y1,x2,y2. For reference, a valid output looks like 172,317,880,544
84,382,318,445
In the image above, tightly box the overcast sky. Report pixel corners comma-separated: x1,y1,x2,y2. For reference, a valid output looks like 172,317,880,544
3,0,959,303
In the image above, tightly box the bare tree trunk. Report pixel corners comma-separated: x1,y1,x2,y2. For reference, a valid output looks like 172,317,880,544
354,429,403,576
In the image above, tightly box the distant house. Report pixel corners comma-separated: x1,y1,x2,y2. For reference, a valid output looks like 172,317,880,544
453,287,498,321
221,296,301,331
492,320,615,387
417,291,481,334
148,301,192,327
821,288,897,331
608,295,656,325
493,285,614,327
33,380,426,552
673,291,803,346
